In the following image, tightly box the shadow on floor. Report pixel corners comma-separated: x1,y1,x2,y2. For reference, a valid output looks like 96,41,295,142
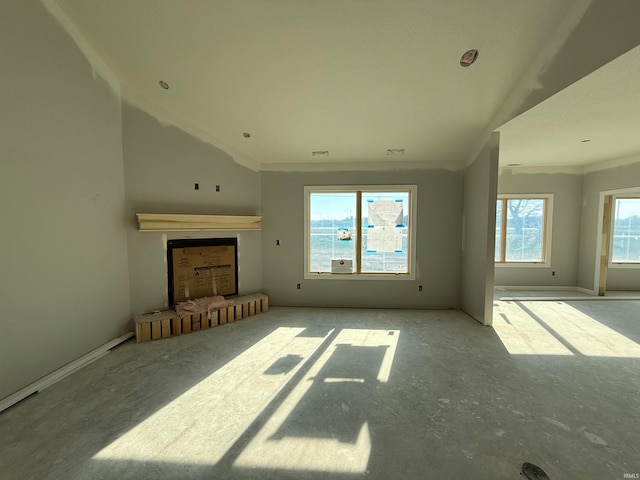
1,306,639,480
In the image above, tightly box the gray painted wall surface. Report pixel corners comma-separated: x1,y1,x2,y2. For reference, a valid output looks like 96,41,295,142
122,105,262,315
607,268,640,291
578,161,640,291
261,169,463,309
495,171,583,287
0,1,131,399
460,135,499,325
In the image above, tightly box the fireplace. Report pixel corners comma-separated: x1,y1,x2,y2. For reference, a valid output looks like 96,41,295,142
167,237,238,306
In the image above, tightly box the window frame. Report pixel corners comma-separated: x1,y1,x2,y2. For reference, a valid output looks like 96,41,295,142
304,185,417,280
608,195,640,268
495,193,553,267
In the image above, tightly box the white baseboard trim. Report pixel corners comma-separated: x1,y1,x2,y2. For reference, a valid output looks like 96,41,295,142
494,285,591,292
575,286,596,295
0,332,134,414
495,285,640,301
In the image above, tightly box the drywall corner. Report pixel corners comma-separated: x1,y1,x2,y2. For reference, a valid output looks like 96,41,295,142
461,133,499,325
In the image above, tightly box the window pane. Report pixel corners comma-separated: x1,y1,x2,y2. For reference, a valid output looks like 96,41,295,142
495,200,502,261
505,199,544,262
309,192,357,272
612,198,640,263
361,192,409,273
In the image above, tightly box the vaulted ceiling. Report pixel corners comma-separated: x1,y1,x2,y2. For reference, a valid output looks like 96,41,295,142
48,0,640,171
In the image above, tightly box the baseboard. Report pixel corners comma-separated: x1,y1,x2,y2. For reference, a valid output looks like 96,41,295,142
575,286,596,295
494,285,640,301
494,285,589,292
0,332,134,414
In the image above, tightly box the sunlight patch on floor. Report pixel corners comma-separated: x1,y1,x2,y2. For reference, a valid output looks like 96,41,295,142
493,301,574,355
526,302,640,357
232,328,399,473
93,327,329,465
494,301,640,357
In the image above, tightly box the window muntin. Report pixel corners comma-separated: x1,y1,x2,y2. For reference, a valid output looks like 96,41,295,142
611,197,640,264
495,195,551,264
305,186,415,278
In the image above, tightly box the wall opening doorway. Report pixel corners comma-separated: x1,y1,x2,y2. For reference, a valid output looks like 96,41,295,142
594,187,640,296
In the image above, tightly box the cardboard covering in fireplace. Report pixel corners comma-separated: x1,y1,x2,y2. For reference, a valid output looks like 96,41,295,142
168,239,238,305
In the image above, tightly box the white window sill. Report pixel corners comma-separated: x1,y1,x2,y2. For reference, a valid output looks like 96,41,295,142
608,263,640,269
495,262,550,268
304,272,415,280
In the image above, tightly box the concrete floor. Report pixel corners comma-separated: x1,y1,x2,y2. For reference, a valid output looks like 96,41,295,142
1,303,639,480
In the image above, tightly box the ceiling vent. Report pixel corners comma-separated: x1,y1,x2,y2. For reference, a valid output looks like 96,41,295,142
386,148,405,155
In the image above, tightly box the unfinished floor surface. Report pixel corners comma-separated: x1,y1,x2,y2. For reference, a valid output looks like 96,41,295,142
0,305,638,480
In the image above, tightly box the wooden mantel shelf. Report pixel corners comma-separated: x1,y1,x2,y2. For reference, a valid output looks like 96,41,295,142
136,213,262,231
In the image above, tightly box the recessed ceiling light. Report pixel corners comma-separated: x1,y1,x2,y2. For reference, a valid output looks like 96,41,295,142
506,163,522,167
159,80,170,90
243,132,251,138
460,49,479,67
312,151,329,157
386,148,405,155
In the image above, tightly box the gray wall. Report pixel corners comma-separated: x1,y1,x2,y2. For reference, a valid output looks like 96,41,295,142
578,161,640,292
460,135,499,325
0,1,131,399
122,105,262,315
495,170,583,287
607,268,640,292
261,169,464,309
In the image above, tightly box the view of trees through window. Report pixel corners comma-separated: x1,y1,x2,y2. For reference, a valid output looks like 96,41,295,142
308,190,411,274
612,197,640,263
495,197,547,263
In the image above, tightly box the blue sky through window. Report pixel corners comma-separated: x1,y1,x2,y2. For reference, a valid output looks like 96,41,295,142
310,192,408,221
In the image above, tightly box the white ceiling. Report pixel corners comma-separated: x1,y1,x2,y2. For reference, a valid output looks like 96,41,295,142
48,0,640,171
499,44,640,170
